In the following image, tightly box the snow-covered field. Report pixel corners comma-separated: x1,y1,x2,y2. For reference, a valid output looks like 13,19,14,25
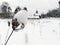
0,18,60,45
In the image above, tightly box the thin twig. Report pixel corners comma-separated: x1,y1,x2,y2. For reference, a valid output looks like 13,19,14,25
5,30,14,45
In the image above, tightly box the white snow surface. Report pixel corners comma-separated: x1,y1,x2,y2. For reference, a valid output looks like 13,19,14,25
0,18,60,45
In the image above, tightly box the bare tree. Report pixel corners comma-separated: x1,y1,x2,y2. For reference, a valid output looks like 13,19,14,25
1,2,12,18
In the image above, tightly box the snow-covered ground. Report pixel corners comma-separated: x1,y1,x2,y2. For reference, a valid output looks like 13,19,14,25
0,18,60,45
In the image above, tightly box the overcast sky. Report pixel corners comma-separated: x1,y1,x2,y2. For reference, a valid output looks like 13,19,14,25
0,0,60,14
